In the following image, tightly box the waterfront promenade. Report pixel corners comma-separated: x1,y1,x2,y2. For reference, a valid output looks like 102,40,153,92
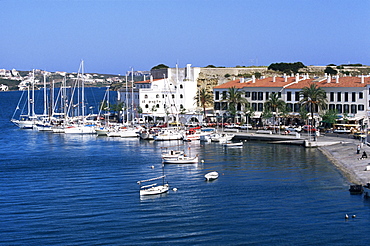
233,130,370,185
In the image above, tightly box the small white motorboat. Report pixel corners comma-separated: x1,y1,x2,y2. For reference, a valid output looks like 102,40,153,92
223,142,243,147
137,175,169,196
162,155,199,164
205,171,219,181
161,149,185,159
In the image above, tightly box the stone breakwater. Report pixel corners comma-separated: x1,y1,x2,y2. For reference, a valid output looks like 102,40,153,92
319,139,370,185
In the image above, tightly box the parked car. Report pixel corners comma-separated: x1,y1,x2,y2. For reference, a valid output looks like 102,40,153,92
240,124,252,130
303,125,316,132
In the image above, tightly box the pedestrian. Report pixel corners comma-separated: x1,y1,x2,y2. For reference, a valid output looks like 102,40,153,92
362,151,367,159
357,144,361,154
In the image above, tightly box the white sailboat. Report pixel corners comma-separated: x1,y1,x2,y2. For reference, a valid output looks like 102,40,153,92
137,165,169,196
11,70,41,129
64,60,96,134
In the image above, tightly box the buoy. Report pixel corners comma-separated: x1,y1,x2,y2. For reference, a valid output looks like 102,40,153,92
151,165,154,169
173,188,178,191
352,215,356,218
201,160,204,163
345,214,349,219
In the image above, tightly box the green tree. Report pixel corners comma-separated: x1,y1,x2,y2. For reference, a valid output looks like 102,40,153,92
324,66,338,75
226,86,247,123
265,93,286,130
320,109,338,129
194,86,214,121
268,62,306,74
151,64,169,70
299,83,327,128
261,108,273,128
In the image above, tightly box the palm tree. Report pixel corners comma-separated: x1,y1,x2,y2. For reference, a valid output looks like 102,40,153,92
226,86,247,123
299,83,327,128
265,93,286,132
194,86,213,122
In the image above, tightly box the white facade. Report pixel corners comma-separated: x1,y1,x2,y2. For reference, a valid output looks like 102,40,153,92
118,65,199,123
213,75,370,126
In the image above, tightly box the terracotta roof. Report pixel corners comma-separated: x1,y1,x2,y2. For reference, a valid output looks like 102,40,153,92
134,79,162,84
287,77,370,89
214,76,300,89
213,76,370,89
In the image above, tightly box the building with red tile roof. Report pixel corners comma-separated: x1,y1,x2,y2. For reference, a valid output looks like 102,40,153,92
213,74,370,129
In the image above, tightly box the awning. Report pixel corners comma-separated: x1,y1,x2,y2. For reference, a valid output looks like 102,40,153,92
251,112,262,118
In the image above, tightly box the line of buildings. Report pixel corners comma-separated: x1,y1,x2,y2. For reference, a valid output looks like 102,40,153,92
118,64,370,130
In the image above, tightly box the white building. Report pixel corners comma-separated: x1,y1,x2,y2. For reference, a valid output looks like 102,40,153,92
213,74,370,129
118,64,200,124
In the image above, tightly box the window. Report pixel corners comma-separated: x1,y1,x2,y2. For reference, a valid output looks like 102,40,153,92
252,92,257,100
156,104,160,108
329,104,335,110
287,92,292,101
258,92,263,100
359,92,363,99
215,91,219,100
286,103,293,112
351,92,356,102
358,104,365,111
145,104,149,108
351,104,357,114
180,94,183,99
180,84,183,89
295,92,300,101
156,94,159,98
237,103,242,111
330,92,334,102
337,92,341,102
172,94,175,99
144,94,148,99
214,102,220,110
265,92,269,100
343,104,349,113
344,92,349,102
278,92,281,98
245,91,250,97
294,103,300,112
257,103,263,111
252,103,257,111
221,102,228,110
222,91,227,100
336,104,342,113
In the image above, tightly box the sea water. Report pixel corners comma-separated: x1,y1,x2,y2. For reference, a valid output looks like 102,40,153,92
1,89,370,245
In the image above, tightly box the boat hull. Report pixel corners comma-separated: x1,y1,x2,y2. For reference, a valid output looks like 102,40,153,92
205,171,219,181
140,184,169,196
163,156,199,164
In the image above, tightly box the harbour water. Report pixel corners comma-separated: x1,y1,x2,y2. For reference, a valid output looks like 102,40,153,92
1,89,370,245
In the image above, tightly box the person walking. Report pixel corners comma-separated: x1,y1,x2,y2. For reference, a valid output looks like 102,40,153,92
357,144,361,154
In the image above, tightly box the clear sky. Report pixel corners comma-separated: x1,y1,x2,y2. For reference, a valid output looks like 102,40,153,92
1,0,369,74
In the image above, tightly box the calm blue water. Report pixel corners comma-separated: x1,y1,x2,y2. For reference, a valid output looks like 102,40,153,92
1,89,370,245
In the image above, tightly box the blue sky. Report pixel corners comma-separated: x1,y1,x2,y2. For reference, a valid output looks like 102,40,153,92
1,0,369,74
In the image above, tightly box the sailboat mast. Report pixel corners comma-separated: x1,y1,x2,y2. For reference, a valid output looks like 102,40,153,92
81,60,85,123
125,73,128,124
43,73,47,116
27,84,30,117
31,69,35,117
131,67,134,124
